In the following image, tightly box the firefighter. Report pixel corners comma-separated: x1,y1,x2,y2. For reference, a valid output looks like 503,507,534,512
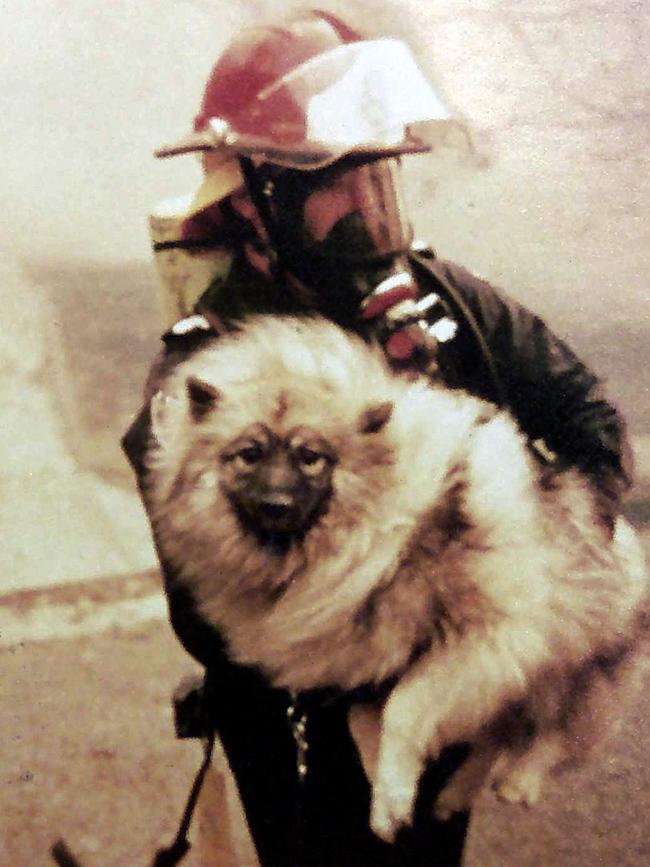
124,10,633,866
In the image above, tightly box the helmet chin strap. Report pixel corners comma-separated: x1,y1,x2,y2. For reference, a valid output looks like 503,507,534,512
238,157,284,277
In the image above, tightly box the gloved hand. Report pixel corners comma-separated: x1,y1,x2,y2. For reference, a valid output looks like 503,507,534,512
360,265,458,363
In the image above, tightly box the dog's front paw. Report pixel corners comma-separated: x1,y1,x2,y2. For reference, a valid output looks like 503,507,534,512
369,739,424,842
370,778,416,843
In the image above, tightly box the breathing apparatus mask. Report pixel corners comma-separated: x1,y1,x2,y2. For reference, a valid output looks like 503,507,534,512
231,155,414,315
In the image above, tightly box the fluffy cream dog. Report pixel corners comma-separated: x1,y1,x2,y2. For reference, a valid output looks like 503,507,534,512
145,315,648,842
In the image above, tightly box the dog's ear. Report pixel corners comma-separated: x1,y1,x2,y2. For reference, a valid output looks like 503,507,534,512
186,376,221,421
358,401,393,434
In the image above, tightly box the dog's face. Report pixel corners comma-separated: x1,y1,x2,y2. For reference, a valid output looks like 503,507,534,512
219,421,337,535
150,367,395,550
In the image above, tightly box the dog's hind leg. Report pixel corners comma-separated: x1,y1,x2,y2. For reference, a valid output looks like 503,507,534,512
434,740,503,819
489,642,641,808
491,729,568,807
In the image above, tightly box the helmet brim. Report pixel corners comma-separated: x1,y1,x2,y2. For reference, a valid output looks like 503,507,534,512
155,130,216,159
155,129,432,169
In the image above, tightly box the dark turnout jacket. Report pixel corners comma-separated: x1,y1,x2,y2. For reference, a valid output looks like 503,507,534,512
410,255,633,495
122,250,633,867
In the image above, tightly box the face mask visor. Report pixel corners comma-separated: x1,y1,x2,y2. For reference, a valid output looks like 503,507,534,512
234,154,410,276
286,158,412,262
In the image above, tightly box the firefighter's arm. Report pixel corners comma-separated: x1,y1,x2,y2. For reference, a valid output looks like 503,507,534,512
430,260,634,509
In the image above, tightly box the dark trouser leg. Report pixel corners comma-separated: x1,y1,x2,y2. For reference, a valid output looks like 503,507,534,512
209,671,303,867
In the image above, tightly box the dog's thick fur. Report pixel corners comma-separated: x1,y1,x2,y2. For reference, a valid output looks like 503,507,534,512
145,315,648,842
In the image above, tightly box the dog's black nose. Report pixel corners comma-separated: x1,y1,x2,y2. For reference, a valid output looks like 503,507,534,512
259,501,293,520
255,495,301,531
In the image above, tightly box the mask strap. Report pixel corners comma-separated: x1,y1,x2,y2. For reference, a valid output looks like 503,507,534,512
238,158,286,278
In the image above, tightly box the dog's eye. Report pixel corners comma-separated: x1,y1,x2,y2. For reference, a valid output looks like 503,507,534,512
237,444,264,466
296,447,328,475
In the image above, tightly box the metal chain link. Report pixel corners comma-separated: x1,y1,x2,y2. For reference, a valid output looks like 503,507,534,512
286,694,309,782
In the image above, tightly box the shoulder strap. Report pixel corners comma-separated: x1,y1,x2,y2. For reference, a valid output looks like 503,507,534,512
409,250,508,409
150,730,216,866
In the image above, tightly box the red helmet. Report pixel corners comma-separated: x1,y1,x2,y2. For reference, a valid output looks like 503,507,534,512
156,10,449,168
